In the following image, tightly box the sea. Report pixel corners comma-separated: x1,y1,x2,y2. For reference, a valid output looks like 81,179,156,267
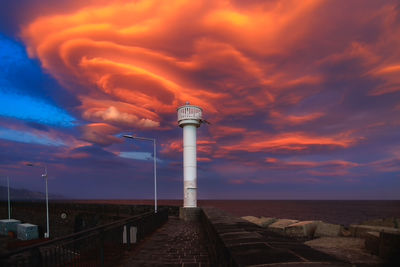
77,199,400,226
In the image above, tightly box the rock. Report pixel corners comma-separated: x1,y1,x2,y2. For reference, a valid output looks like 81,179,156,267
259,217,276,227
268,219,298,233
241,216,262,226
379,231,400,263
285,221,319,237
314,222,342,237
349,224,399,238
305,237,383,265
364,231,380,255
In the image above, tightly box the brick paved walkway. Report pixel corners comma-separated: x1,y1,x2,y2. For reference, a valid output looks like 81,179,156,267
119,217,211,267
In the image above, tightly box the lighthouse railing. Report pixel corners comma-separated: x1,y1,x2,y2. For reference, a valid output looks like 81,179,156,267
177,106,202,121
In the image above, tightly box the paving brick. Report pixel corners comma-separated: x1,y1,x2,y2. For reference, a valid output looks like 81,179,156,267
119,217,211,266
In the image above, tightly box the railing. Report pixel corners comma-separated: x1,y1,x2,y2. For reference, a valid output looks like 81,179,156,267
0,208,168,267
177,105,202,122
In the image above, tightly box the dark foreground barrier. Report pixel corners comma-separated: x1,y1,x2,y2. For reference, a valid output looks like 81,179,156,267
0,208,168,267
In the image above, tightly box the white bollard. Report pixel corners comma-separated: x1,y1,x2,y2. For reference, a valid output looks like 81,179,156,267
123,225,137,244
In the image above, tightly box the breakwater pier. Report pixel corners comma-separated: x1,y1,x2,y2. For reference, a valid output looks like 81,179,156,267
0,202,398,266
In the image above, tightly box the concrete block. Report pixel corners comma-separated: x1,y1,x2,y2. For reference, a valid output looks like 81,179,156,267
314,222,342,237
349,224,399,238
259,217,277,227
0,219,21,235
364,231,380,255
241,216,262,226
285,221,319,237
241,216,277,228
379,231,400,263
268,219,298,233
17,223,39,240
361,218,396,228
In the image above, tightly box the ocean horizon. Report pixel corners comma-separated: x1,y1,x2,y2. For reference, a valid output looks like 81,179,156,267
69,199,400,226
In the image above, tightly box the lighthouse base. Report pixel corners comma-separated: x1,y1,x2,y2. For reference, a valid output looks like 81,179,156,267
179,207,201,221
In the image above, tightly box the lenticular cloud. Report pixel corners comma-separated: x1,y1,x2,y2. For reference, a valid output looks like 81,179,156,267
20,0,323,129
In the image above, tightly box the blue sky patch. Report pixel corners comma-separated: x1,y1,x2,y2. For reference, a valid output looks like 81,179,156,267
0,88,76,127
0,35,76,127
119,151,162,162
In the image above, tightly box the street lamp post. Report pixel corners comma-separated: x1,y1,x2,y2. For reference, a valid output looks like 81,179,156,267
123,135,157,213
26,162,49,238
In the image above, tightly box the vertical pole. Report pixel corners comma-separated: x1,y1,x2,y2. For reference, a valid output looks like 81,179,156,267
154,139,157,213
45,176,49,238
43,164,49,238
7,176,10,219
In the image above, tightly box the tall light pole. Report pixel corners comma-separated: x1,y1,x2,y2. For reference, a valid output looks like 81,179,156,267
26,162,49,238
123,135,157,213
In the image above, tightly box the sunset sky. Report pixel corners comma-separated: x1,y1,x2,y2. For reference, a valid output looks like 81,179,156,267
1,0,400,199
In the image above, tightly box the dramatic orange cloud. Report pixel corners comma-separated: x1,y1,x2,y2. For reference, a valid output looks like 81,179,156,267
20,0,326,131
218,131,358,156
161,139,216,159
268,111,324,127
264,158,359,170
369,64,400,95
80,123,122,146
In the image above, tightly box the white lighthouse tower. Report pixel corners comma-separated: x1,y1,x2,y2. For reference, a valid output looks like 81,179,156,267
177,102,204,220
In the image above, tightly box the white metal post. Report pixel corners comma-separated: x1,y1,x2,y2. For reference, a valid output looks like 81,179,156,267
43,164,49,238
26,162,50,238
45,176,49,238
123,135,158,213
153,139,157,213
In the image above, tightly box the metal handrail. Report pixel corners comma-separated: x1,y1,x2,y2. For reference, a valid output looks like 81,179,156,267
0,208,169,266
0,210,151,258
